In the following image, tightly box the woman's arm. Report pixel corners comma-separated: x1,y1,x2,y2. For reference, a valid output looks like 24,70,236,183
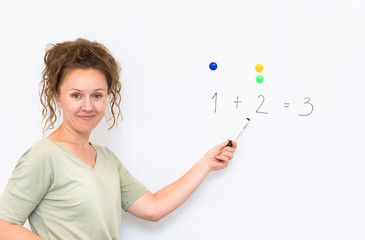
127,140,237,222
0,219,45,240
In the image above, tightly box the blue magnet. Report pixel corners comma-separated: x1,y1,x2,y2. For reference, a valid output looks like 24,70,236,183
209,62,218,71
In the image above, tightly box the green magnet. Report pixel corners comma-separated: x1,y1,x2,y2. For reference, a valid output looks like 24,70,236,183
256,75,264,83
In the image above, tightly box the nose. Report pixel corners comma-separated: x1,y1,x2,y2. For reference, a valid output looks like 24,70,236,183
82,97,93,111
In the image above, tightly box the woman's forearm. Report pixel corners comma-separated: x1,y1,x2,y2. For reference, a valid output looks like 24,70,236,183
127,140,236,221
152,160,210,220
0,219,44,240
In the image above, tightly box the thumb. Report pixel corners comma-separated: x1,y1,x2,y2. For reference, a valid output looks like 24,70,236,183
218,139,231,149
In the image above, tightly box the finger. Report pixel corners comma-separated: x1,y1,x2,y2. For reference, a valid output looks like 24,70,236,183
214,158,229,169
227,140,237,150
218,160,229,169
221,141,237,152
219,151,234,159
221,140,237,152
220,147,235,154
216,154,231,163
230,140,237,149
220,146,237,155
221,139,232,148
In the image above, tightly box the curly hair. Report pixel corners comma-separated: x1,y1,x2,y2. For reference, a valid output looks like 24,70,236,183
39,38,122,134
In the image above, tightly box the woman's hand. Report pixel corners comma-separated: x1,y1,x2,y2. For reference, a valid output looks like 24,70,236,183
199,140,238,173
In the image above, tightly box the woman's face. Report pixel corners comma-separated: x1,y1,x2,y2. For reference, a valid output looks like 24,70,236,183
56,68,108,134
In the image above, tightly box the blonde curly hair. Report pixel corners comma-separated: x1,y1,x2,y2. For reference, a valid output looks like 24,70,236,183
39,38,122,134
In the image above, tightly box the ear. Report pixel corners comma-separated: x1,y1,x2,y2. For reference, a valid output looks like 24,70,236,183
55,91,62,108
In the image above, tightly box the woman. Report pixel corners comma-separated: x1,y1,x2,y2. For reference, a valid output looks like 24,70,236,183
0,38,237,240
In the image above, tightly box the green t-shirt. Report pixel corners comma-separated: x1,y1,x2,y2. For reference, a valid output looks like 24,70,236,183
0,139,148,239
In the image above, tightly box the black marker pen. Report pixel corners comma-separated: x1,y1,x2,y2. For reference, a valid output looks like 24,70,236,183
227,118,250,147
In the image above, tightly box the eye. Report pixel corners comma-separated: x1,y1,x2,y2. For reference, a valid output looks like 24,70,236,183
93,93,103,99
71,93,81,99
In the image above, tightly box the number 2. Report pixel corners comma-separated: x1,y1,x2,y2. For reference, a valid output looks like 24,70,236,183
256,95,268,114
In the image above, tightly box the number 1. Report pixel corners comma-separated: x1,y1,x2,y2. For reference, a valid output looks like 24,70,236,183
212,92,218,113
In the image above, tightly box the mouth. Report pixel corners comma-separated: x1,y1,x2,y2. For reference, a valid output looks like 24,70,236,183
79,115,95,121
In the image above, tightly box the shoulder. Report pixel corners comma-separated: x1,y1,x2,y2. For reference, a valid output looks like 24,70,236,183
8,140,57,188
17,139,62,167
31,138,61,151
25,139,61,156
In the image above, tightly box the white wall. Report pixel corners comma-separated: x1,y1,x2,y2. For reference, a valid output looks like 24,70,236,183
1,0,365,239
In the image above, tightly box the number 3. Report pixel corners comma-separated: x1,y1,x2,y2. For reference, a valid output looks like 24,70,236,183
298,97,314,116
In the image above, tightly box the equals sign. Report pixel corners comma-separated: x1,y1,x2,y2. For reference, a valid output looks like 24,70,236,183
284,103,290,108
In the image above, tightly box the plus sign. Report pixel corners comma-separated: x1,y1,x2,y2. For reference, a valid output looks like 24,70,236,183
234,96,242,109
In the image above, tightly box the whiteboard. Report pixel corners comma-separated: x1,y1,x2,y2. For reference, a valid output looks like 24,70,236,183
1,0,364,239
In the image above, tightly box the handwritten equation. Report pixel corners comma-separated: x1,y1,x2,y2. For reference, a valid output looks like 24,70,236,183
211,93,314,116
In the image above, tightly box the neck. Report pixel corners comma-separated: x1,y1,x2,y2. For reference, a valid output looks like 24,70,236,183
49,123,91,147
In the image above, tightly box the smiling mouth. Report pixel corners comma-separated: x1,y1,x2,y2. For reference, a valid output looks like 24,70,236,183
79,115,95,120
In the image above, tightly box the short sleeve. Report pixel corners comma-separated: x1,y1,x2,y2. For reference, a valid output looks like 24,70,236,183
113,156,148,212
0,146,53,225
